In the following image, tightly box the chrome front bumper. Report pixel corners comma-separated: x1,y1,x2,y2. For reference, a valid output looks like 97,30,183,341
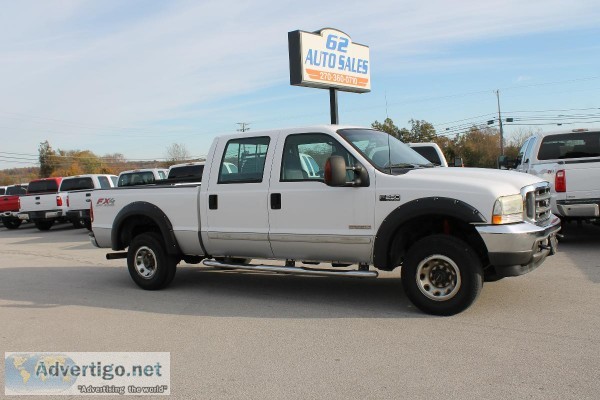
475,216,561,277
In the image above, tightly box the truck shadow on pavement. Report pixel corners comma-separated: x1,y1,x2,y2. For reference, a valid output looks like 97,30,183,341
0,264,433,319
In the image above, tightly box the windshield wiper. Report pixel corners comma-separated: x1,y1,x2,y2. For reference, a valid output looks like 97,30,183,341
386,163,416,169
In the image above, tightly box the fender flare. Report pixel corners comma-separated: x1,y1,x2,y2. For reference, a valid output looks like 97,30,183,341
111,201,180,255
373,197,486,269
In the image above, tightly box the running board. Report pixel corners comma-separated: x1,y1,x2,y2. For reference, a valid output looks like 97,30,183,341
202,260,378,278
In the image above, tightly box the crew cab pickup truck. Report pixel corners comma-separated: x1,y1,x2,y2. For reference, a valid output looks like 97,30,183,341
61,174,118,229
90,125,561,315
514,128,600,225
18,177,66,231
0,184,28,229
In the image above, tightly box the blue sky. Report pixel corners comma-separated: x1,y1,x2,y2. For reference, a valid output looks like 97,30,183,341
1,0,599,169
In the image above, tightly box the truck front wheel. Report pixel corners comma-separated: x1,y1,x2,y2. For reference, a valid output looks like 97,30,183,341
402,235,483,316
127,232,178,290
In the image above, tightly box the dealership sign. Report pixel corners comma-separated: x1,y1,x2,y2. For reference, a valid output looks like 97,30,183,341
288,28,370,93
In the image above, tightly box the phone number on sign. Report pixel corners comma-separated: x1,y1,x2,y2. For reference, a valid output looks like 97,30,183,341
317,72,358,85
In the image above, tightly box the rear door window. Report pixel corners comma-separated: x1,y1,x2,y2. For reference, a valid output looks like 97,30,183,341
218,137,270,183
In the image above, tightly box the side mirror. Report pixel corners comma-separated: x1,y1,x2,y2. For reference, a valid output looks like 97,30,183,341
453,157,464,167
324,156,348,187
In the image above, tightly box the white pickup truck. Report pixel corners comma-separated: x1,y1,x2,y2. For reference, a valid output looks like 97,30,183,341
90,125,561,315
61,174,118,229
18,177,67,231
514,128,600,225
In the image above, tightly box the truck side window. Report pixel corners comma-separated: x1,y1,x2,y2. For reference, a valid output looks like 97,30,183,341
218,136,270,184
281,133,357,182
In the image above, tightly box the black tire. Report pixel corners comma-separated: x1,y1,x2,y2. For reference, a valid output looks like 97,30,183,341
2,218,22,230
34,220,54,231
72,219,85,229
127,232,178,290
402,235,483,316
84,219,92,231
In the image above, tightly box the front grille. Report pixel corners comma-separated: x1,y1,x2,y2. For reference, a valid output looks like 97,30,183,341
525,184,552,225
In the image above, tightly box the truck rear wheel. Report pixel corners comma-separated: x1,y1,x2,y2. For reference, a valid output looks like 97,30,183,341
2,218,22,230
34,220,54,231
127,232,178,290
401,235,483,316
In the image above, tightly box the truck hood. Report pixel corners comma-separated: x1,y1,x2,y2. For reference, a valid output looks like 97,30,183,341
406,167,544,195
377,167,548,222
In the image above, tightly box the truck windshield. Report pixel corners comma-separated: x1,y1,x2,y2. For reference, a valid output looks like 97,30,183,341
338,129,432,171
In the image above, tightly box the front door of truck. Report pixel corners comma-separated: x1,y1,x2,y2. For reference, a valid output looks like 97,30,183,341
202,135,276,259
268,132,376,264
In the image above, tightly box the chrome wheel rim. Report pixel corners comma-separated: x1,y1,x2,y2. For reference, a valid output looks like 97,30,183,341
134,246,157,279
415,255,461,301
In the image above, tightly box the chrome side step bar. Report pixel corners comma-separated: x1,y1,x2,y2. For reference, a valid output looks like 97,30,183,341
202,260,378,278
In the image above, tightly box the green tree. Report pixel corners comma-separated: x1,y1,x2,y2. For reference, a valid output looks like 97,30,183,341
38,141,56,178
371,118,407,140
406,119,437,142
456,126,501,168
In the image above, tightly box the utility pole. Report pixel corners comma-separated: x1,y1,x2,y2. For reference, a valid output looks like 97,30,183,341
496,90,504,155
237,122,250,132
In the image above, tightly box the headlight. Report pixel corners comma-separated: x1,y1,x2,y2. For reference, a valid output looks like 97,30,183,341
492,194,523,224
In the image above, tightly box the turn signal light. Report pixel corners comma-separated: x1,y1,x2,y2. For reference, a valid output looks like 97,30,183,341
56,195,63,207
555,170,566,192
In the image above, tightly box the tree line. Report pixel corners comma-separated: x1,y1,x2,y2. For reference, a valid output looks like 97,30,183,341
1,121,535,185
372,118,533,168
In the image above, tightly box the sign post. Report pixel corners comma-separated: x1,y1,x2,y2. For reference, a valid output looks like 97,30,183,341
288,28,370,124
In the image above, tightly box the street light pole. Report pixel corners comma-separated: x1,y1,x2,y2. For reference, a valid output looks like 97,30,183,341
496,90,504,155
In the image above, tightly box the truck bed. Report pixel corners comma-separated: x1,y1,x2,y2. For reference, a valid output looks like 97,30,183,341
91,184,203,255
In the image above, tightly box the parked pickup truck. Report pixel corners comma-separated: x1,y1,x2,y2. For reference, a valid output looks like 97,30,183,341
61,174,118,229
513,128,600,226
0,184,28,229
18,177,66,231
90,125,561,315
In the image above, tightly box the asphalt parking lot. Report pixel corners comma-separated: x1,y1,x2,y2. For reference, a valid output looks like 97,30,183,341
1,222,600,399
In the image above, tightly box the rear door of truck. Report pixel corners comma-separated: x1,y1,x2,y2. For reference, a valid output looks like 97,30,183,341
201,133,278,259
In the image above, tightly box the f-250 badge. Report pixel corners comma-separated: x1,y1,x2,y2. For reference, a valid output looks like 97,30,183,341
379,194,401,201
